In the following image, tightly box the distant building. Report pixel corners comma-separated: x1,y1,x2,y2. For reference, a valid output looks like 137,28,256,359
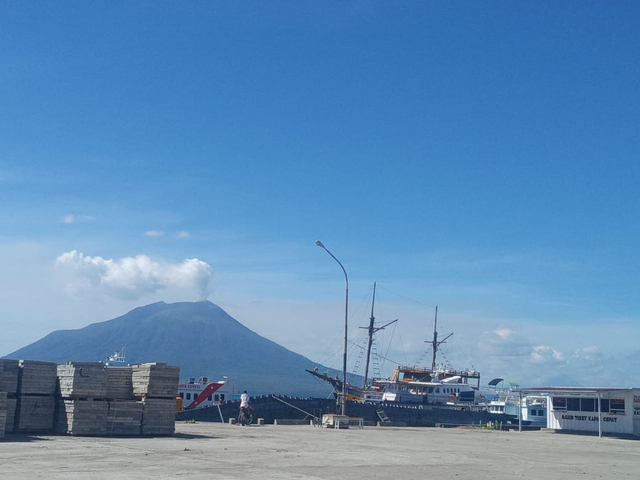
521,387,640,437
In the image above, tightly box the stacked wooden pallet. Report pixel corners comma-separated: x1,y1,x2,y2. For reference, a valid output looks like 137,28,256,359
107,400,143,436
0,392,6,438
132,363,180,398
57,398,109,436
4,397,17,433
56,362,108,436
140,398,177,435
19,360,57,395
132,363,179,435
2,359,178,437
57,362,108,398
16,360,57,433
106,367,134,400
105,367,140,435
0,360,19,393
0,360,19,434
17,395,56,432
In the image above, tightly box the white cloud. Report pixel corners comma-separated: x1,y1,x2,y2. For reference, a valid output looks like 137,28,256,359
62,214,94,224
177,231,190,238
144,230,165,237
477,328,532,359
571,345,600,358
530,345,565,364
54,250,212,300
493,327,513,340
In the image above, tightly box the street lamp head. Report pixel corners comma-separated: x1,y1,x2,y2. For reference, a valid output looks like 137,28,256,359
315,240,325,248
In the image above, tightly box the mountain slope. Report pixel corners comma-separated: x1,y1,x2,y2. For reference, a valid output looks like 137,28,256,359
3,301,347,397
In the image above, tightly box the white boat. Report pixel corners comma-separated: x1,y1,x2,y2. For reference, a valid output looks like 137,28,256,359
487,392,547,426
104,347,128,367
178,376,235,409
378,375,480,404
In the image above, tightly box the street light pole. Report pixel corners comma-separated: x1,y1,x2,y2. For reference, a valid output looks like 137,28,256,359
316,240,348,416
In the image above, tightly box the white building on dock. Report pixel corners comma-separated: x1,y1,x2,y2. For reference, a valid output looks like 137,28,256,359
520,387,640,437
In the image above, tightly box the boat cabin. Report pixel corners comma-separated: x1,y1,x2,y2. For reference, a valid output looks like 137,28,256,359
389,365,481,389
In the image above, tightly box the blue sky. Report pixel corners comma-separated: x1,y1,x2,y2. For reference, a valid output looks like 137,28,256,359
1,2,639,387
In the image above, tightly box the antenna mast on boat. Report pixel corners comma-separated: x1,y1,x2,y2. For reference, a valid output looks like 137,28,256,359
361,282,397,389
430,306,453,371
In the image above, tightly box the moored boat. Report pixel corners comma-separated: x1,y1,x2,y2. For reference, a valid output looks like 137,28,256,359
487,391,548,426
305,294,514,425
178,376,234,409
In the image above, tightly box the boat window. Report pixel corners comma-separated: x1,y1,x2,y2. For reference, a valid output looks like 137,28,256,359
531,409,537,416
538,410,545,416
552,397,567,410
179,393,184,399
186,393,191,400
208,395,212,401
215,394,219,402
428,387,434,393
435,388,440,393
600,399,609,412
220,394,225,402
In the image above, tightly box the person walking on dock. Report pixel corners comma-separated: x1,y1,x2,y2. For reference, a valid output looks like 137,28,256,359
238,390,253,426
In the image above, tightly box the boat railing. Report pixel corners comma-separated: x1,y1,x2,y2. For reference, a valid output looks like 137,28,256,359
392,365,481,380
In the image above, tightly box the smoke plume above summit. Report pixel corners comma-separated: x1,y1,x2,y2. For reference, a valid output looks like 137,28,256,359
55,250,212,300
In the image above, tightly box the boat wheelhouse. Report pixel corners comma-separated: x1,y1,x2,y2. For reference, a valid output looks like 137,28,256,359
378,375,479,404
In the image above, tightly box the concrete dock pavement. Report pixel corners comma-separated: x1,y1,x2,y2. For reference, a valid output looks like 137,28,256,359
0,422,638,479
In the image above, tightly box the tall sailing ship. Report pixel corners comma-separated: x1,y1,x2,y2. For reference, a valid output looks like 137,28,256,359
308,285,484,406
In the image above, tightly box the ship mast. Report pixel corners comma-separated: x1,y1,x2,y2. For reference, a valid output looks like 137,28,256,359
361,282,397,389
363,283,377,389
430,306,453,371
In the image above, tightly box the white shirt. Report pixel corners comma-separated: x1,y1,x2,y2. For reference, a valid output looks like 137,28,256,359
240,393,249,408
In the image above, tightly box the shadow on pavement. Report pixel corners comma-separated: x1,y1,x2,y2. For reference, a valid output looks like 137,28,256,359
0,434,53,443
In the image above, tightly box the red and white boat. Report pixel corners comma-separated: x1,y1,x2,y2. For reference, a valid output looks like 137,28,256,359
178,377,235,410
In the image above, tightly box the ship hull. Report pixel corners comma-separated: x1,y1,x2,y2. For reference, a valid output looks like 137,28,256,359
176,395,515,427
